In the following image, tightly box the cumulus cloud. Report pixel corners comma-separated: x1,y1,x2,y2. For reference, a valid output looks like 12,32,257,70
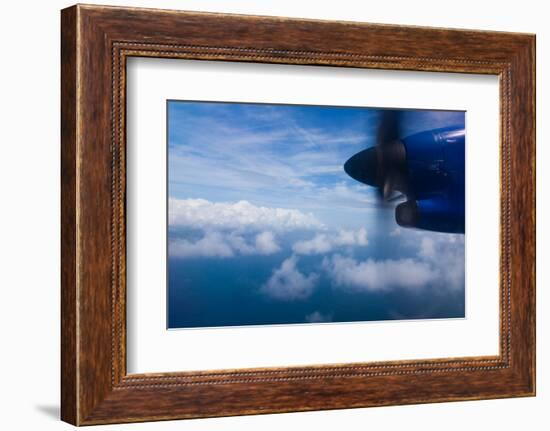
292,228,368,255
418,234,465,291
305,311,333,323
169,198,324,232
254,231,280,254
322,233,465,292
336,228,368,246
169,232,234,258
323,254,437,291
261,256,319,300
292,234,333,255
419,237,436,259
170,230,280,258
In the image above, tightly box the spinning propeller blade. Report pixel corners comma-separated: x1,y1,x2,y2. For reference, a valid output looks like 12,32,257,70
344,110,409,202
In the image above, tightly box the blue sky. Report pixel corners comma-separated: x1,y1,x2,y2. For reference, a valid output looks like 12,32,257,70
167,100,465,328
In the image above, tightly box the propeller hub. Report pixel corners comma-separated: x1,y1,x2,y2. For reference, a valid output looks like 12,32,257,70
343,140,406,193
343,147,379,187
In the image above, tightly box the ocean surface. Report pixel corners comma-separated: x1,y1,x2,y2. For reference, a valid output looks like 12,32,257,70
168,237,465,329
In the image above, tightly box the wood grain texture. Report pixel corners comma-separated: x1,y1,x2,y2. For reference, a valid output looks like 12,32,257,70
60,6,78,425
60,4,536,425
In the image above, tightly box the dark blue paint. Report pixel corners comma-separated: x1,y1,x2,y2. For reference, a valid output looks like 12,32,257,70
403,126,465,233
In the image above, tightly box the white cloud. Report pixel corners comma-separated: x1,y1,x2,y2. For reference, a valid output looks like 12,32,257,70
418,234,465,291
336,228,368,246
419,237,436,259
261,256,319,300
169,232,235,258
323,255,438,291
292,228,368,255
323,232,465,292
225,233,255,255
169,198,324,232
292,234,333,255
254,231,281,254
170,230,280,258
305,311,333,323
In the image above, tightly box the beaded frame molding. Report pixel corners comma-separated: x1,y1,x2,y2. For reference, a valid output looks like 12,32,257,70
61,4,535,425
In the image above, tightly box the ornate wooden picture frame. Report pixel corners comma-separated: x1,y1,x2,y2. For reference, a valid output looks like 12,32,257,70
61,4,535,425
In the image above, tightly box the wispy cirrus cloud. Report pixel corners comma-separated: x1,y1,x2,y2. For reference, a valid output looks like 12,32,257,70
168,101,383,227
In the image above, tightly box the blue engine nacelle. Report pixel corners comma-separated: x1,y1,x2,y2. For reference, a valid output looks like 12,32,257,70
396,197,464,234
343,124,465,234
397,126,465,233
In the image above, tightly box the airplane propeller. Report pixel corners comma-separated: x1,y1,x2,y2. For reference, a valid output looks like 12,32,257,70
343,110,466,234
344,110,409,204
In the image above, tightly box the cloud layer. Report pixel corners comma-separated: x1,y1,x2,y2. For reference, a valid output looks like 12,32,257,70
169,198,324,232
323,255,437,291
170,230,280,258
322,233,465,292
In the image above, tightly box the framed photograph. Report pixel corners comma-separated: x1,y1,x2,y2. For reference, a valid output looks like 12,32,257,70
61,4,536,425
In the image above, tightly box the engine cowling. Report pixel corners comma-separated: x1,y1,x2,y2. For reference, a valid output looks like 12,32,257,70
395,197,464,234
